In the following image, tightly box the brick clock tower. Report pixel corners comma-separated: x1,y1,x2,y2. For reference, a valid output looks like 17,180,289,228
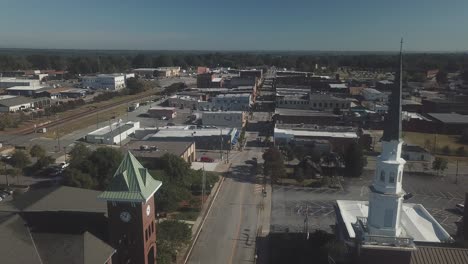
99,152,162,264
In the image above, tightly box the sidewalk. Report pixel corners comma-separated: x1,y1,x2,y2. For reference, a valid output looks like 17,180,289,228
178,163,230,263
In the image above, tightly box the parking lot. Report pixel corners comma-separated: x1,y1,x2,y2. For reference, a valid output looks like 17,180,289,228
271,169,466,236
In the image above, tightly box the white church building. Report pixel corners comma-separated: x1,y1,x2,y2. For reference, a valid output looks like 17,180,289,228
334,43,453,264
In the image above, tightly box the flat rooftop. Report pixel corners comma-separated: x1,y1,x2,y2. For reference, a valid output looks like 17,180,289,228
148,127,236,139
275,128,358,139
428,113,468,124
6,86,47,91
336,200,452,243
88,121,137,136
125,141,193,158
275,108,340,117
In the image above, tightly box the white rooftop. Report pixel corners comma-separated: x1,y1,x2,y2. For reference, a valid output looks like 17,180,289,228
336,200,452,243
148,127,236,138
0,95,17,100
274,128,358,139
6,86,47,91
88,121,138,136
0,78,39,83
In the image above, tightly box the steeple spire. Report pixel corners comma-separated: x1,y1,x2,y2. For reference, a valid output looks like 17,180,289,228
382,39,403,142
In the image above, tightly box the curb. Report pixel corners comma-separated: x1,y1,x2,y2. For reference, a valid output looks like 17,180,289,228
182,166,229,263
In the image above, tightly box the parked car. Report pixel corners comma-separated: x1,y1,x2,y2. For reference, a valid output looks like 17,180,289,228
456,203,465,214
59,162,69,169
200,156,214,163
2,188,13,195
0,191,9,199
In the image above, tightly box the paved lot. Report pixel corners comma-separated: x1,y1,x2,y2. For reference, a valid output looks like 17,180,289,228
271,169,466,237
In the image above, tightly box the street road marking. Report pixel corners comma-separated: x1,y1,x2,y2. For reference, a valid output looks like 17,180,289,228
228,184,245,264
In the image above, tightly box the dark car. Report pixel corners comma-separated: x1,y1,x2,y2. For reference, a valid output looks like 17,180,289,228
200,156,214,163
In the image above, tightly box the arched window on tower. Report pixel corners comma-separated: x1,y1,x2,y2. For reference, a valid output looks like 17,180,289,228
389,172,395,183
380,171,385,182
398,171,402,182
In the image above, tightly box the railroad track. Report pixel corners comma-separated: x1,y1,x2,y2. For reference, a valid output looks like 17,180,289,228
19,93,159,135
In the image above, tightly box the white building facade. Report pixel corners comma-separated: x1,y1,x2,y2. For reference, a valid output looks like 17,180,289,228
202,111,246,129
81,74,126,90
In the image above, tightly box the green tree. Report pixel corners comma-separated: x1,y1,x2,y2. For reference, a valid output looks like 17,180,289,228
263,147,286,183
30,144,46,158
68,143,91,167
456,146,466,156
63,168,97,189
343,142,367,177
442,145,451,155
294,167,305,183
432,157,448,177
461,129,468,144
126,77,147,95
160,153,191,184
436,70,448,84
88,147,123,189
34,155,54,170
10,150,31,170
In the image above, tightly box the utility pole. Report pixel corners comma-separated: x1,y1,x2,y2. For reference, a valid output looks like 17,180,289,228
220,128,223,161
201,162,206,210
55,115,61,152
455,160,459,184
96,112,99,129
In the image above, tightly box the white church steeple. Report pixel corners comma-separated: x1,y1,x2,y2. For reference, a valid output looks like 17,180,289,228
367,39,406,237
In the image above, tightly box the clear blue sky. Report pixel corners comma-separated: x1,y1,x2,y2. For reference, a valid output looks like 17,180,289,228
0,0,467,51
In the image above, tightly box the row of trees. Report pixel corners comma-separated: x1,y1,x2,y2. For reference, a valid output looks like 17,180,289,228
1,52,468,75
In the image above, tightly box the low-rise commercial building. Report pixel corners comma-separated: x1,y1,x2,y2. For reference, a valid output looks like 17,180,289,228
133,67,180,78
81,74,126,90
147,107,177,119
197,73,213,88
274,125,358,153
0,78,41,89
85,121,140,145
274,108,342,125
202,111,247,129
402,145,434,162
6,85,48,96
0,95,50,112
276,93,350,111
146,126,238,150
361,88,388,102
211,93,252,111
124,140,196,164
167,95,200,110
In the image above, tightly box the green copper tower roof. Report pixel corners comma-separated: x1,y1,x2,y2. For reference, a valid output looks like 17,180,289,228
98,151,162,202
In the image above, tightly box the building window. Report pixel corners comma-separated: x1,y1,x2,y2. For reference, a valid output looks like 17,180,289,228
398,171,402,182
380,171,385,182
384,209,393,227
145,229,148,241
389,172,395,183
313,103,316,107
324,103,328,108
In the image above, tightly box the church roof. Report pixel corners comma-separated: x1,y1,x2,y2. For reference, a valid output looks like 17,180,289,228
382,40,403,142
98,151,162,202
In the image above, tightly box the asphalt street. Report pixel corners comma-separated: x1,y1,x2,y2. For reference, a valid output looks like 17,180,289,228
187,131,266,264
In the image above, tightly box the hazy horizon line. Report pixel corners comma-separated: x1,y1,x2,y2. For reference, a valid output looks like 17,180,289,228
0,47,467,55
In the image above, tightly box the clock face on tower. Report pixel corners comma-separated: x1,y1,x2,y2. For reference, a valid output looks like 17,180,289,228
120,211,132,222
146,204,151,216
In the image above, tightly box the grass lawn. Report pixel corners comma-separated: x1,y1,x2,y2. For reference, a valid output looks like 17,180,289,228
403,132,467,157
277,178,320,187
44,105,128,138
